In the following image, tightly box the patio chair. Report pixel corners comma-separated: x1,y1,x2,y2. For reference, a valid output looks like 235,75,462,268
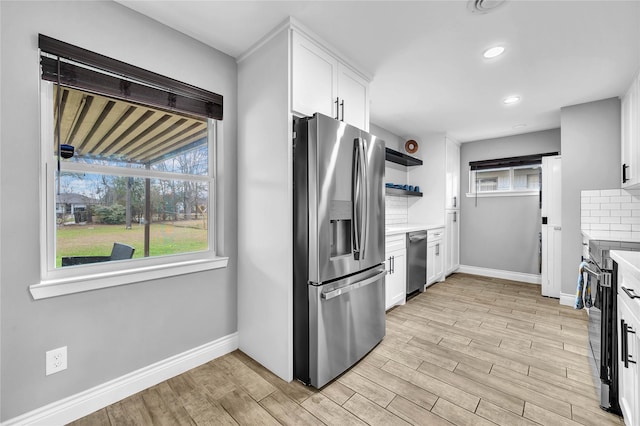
61,242,135,266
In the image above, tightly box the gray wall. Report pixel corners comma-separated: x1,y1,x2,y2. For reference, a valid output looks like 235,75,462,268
460,129,561,274
0,1,237,420
561,98,621,297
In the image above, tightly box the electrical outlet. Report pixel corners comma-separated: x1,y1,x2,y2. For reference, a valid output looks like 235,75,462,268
45,346,67,376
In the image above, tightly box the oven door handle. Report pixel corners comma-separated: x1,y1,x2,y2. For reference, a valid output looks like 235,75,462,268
622,286,640,299
584,264,611,287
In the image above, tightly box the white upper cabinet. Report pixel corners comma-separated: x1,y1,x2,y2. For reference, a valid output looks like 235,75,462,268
445,137,460,209
337,63,369,131
291,31,370,131
622,71,640,188
291,32,337,119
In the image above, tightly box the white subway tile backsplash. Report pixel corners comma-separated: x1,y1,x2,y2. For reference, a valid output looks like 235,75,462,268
611,231,634,239
385,195,408,225
582,203,600,210
602,203,621,210
621,203,640,210
611,224,632,231
591,196,611,204
611,210,632,217
582,217,600,224
612,196,632,203
581,188,640,240
601,217,621,224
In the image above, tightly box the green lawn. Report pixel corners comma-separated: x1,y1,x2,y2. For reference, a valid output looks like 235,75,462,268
56,222,208,267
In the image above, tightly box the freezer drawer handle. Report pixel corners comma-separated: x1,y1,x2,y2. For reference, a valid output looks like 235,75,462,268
321,270,386,301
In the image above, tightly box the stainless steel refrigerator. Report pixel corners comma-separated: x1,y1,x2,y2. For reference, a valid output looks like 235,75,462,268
293,113,386,388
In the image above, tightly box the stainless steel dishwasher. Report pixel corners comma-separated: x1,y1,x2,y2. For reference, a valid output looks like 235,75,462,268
406,231,427,294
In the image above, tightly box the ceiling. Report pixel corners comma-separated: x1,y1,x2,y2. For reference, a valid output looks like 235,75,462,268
117,0,640,143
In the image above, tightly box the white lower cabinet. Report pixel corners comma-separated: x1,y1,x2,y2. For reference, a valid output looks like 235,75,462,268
427,228,445,287
618,283,640,426
385,234,406,310
446,210,460,275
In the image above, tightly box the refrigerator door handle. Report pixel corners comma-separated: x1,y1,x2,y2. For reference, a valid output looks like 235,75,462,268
359,137,369,260
352,139,362,259
321,270,386,300
352,137,368,260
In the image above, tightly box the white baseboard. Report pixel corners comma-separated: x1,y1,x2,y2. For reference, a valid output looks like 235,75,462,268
3,333,239,426
457,265,542,285
560,292,575,307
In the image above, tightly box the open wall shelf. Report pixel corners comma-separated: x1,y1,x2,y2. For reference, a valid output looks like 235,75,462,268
385,188,423,197
385,148,423,166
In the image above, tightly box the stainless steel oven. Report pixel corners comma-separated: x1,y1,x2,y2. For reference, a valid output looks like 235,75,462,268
585,239,640,413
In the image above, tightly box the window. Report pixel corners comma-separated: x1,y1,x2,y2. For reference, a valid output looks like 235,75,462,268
470,165,541,195
466,152,557,199
31,35,227,299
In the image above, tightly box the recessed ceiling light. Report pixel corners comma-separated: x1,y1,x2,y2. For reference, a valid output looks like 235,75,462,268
503,96,521,105
483,46,505,59
513,124,527,129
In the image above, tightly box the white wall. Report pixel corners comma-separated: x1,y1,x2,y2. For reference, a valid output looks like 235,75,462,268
0,1,237,420
459,129,561,275
561,98,621,299
370,123,410,225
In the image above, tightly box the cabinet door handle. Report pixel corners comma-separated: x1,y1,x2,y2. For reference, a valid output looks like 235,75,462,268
335,97,340,121
453,196,457,208
340,99,345,122
622,319,636,367
622,319,627,365
453,211,457,223
623,163,629,183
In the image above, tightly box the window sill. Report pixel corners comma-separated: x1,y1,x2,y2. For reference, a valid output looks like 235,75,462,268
465,190,539,198
29,256,229,300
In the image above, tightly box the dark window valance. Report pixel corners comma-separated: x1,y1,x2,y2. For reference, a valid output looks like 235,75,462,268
469,152,558,171
39,34,223,121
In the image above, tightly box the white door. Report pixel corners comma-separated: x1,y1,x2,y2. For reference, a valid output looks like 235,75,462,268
446,211,460,275
385,249,406,310
541,156,562,298
445,139,460,209
618,297,639,426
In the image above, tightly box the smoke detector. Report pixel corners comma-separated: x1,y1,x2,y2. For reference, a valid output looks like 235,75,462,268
467,0,507,14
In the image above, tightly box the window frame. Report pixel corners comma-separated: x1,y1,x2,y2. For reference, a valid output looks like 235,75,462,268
466,164,542,198
30,78,227,300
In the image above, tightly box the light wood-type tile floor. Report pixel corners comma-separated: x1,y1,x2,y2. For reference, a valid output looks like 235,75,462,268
70,273,626,425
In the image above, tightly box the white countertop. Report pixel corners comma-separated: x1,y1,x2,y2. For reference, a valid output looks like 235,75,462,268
385,223,444,236
611,250,640,283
